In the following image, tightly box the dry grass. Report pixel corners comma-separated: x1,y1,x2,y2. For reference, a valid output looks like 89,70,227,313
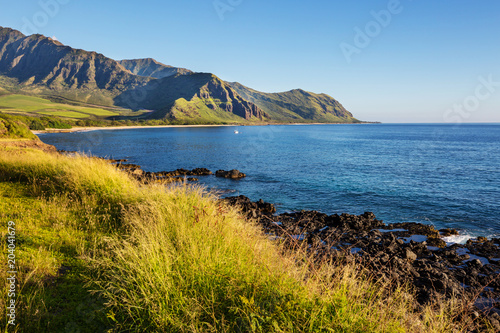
0,147,485,332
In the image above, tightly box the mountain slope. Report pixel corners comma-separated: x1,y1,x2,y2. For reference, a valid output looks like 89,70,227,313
0,27,265,123
116,73,267,122
0,26,359,124
0,27,149,106
119,58,192,79
228,82,358,123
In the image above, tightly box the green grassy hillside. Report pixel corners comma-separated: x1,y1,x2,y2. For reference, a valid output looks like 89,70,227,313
117,73,267,124
0,116,38,140
0,144,476,332
230,83,360,123
0,94,120,119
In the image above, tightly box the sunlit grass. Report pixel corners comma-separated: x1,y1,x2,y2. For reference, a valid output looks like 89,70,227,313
0,147,486,332
0,94,118,118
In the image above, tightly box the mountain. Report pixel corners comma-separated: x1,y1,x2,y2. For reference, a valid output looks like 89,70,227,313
0,26,359,124
118,58,192,79
228,82,358,123
0,27,149,106
0,26,265,123
116,73,266,122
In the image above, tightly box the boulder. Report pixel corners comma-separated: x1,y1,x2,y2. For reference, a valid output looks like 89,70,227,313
215,169,246,179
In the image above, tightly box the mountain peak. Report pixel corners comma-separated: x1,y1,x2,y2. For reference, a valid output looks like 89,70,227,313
0,26,24,38
118,58,193,79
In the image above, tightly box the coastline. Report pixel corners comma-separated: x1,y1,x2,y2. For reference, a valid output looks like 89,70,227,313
104,153,500,323
31,122,379,135
3,137,499,330
31,124,237,134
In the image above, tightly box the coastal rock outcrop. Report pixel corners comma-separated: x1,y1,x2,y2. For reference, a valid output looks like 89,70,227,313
215,169,246,179
111,160,247,184
220,195,500,330
221,195,276,217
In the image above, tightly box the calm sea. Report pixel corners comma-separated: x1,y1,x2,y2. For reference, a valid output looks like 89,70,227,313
38,124,500,239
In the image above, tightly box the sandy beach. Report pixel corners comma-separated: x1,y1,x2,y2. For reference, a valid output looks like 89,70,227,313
31,124,238,135
30,122,374,135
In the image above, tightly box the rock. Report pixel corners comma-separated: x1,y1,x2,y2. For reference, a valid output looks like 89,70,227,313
257,199,276,214
189,168,212,176
115,163,141,170
426,237,447,248
187,177,198,182
405,249,418,261
220,196,275,218
211,191,500,327
467,259,483,268
215,169,246,179
439,228,459,237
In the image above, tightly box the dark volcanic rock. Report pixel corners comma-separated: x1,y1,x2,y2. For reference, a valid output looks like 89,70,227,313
189,168,213,176
220,196,500,325
111,162,213,184
220,195,276,218
215,169,246,179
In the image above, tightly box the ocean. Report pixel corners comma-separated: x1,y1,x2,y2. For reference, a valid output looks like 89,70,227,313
38,124,500,240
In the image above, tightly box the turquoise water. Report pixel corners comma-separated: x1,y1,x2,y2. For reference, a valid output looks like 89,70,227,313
38,124,500,238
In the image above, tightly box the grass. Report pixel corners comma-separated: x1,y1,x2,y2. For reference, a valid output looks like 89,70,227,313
0,117,38,140
170,98,245,124
0,94,119,119
38,110,90,118
0,145,485,332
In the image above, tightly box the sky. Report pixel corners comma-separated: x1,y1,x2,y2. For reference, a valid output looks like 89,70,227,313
0,0,499,123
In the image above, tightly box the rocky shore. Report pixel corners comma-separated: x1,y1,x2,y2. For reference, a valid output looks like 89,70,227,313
101,156,500,330
220,195,500,331
101,157,246,184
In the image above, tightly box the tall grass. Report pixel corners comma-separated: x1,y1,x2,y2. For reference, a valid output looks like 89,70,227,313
91,185,415,332
0,148,139,232
0,147,480,332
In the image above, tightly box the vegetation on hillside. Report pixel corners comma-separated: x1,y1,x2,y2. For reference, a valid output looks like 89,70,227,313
0,113,73,131
0,94,120,119
230,83,360,123
0,145,482,332
0,116,38,140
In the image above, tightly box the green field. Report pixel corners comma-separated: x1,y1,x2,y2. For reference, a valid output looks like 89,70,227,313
0,94,120,118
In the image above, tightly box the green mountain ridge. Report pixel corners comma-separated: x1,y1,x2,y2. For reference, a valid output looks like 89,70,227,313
0,26,360,124
116,73,268,122
228,82,358,123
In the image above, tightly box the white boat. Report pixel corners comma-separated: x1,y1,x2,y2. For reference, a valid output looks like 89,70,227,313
234,130,239,134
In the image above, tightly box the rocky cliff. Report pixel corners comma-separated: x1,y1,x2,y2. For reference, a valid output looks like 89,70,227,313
116,73,267,122
119,58,192,79
0,27,148,105
229,82,358,123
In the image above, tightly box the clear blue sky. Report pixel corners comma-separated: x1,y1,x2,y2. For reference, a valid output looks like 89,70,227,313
1,0,499,122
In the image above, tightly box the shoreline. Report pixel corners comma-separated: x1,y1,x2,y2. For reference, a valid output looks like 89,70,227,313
31,124,237,134
222,195,500,321
31,122,378,134
8,141,500,329
107,158,495,244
